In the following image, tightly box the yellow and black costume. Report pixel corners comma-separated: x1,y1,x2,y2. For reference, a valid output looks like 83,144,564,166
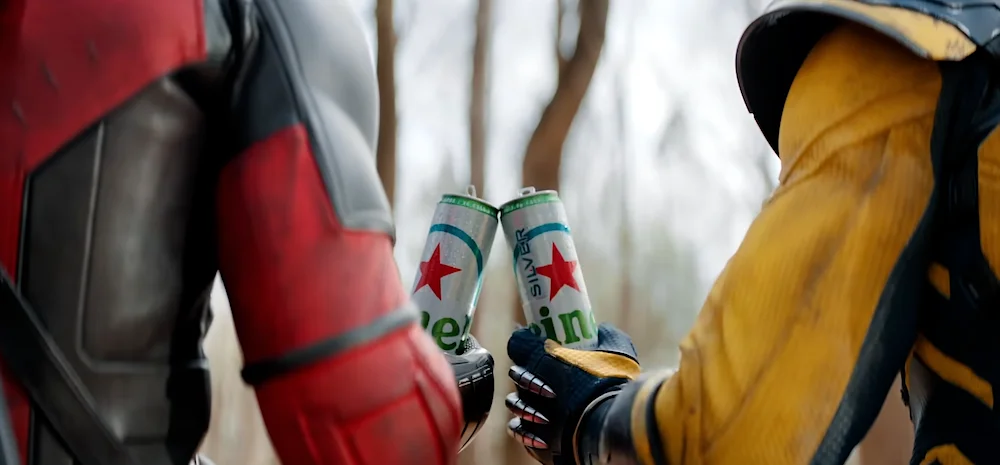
505,1,1000,464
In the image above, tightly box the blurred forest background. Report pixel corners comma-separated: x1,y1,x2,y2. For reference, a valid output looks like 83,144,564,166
197,0,914,464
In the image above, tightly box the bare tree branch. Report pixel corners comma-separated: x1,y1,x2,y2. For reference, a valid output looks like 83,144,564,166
469,0,491,196
521,0,610,191
468,0,492,339
508,0,609,334
375,0,398,208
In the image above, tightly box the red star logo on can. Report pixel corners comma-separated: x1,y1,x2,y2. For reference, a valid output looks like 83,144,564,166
535,243,580,300
414,244,461,299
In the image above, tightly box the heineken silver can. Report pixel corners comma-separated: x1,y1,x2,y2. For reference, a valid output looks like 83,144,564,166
412,186,499,354
500,187,598,349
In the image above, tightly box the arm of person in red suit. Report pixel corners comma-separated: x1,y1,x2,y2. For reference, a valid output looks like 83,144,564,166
214,1,462,464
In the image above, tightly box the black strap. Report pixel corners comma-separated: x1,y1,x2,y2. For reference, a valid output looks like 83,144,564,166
241,303,419,386
0,268,139,465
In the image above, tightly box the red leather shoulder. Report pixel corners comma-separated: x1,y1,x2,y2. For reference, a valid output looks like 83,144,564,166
0,0,208,171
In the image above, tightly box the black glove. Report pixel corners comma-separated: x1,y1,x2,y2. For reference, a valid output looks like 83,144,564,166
505,323,640,465
447,335,494,453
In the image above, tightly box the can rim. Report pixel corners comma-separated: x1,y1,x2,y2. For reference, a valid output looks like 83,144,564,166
440,193,500,217
499,189,560,215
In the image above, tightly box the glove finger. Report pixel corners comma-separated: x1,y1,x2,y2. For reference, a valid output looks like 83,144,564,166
596,322,639,361
508,365,556,398
504,392,550,424
507,418,548,449
507,327,547,367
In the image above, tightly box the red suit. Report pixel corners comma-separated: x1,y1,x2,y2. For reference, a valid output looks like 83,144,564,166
0,0,463,464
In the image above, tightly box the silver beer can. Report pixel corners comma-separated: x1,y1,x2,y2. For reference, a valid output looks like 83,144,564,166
412,186,499,354
500,187,598,349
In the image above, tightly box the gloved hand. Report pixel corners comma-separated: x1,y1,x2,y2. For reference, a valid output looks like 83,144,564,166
447,335,494,453
505,323,640,465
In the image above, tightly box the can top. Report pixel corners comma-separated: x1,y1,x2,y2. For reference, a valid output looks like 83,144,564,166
440,192,500,217
499,187,560,215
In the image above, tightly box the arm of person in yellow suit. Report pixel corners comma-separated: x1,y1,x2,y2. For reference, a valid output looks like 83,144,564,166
598,22,940,465
509,21,944,465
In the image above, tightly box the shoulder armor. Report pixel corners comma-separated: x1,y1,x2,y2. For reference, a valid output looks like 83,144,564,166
736,0,1000,154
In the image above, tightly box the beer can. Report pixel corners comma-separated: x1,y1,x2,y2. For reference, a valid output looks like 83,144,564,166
412,186,499,355
500,187,598,349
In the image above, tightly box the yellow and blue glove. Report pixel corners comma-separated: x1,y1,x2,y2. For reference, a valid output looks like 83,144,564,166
506,323,640,465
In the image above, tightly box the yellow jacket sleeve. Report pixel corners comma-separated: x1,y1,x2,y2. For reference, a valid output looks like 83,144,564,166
620,22,944,464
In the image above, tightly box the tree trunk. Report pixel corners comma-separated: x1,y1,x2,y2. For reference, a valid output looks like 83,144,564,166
510,0,608,330
469,0,491,197
521,0,609,191
469,0,492,340
375,0,397,208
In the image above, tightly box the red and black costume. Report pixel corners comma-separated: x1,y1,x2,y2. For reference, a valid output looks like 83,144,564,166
0,0,466,464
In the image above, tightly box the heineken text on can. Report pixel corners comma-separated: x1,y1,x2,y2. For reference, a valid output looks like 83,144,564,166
500,187,598,349
412,186,499,354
